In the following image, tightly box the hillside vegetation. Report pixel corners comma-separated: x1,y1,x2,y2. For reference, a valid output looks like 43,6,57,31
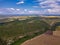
0,17,50,45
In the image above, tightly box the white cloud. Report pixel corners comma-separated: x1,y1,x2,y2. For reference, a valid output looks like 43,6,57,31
7,8,15,12
38,0,60,14
39,0,57,8
24,9,27,12
0,12,2,14
16,9,20,11
0,8,52,14
47,9,60,14
10,8,15,10
0,8,41,14
0,8,24,14
28,10,40,14
16,1,24,4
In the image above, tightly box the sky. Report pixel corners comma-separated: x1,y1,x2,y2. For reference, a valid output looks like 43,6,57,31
0,0,60,15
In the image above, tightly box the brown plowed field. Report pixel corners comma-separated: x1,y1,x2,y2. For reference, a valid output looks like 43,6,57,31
21,33,60,45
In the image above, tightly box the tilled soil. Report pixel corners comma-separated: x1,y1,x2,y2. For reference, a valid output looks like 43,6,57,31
21,33,60,45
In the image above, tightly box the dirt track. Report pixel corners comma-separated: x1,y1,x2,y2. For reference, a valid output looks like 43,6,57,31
21,33,60,45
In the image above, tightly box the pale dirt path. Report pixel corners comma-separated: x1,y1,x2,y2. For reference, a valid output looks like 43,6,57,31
21,34,60,45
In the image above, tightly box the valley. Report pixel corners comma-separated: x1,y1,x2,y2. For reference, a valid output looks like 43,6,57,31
0,16,60,45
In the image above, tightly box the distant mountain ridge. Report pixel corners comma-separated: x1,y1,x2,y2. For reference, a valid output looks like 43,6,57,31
0,14,60,19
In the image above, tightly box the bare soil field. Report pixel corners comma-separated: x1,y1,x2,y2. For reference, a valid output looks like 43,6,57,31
21,33,60,45
53,31,60,36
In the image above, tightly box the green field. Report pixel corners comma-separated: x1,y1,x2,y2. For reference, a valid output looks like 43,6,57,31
0,17,50,45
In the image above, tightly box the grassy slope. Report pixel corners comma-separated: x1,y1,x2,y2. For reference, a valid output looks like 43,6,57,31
0,17,50,45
